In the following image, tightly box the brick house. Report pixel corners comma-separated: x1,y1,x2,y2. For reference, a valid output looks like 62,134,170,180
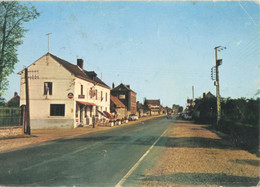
110,95,127,120
111,83,137,115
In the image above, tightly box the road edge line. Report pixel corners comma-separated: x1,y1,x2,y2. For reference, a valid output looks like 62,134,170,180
115,128,168,187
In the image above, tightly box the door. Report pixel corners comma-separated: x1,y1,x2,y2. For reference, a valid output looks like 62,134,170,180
80,105,84,123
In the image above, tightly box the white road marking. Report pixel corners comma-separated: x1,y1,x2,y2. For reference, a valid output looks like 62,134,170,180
115,128,168,187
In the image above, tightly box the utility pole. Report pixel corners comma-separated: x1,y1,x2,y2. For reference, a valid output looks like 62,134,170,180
214,46,226,125
25,68,31,135
192,86,194,100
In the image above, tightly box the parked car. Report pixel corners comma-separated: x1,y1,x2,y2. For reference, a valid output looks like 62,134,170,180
129,114,138,121
182,113,192,120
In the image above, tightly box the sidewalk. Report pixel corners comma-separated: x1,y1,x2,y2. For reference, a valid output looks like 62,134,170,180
0,115,165,153
142,120,260,186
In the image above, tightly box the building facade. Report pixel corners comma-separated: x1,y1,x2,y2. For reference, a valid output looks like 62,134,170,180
19,53,110,129
145,99,161,115
111,83,137,115
110,95,127,120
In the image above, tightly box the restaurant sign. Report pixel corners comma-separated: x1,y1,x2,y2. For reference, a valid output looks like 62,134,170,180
68,92,74,99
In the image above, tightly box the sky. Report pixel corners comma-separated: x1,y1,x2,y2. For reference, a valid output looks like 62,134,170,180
4,1,260,107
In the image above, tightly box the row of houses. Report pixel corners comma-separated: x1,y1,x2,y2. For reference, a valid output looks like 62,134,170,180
19,53,164,129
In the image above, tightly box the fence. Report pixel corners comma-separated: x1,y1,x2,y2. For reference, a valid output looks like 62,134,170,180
0,107,22,127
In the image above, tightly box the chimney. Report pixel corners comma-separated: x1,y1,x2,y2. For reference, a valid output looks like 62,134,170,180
112,82,115,89
77,59,84,69
14,92,18,97
126,85,130,89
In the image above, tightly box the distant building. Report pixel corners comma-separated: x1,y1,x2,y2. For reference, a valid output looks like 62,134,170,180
6,92,20,107
144,99,161,115
136,101,145,117
110,95,127,120
203,91,215,99
111,83,137,115
19,53,110,129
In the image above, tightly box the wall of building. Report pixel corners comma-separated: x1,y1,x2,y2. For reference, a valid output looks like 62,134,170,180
111,90,129,110
129,92,137,114
74,77,110,127
20,55,75,129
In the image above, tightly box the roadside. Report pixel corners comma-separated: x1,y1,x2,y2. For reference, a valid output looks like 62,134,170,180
0,114,165,153
142,120,260,186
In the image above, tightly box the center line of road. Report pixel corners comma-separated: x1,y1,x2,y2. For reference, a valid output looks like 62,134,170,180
115,128,168,187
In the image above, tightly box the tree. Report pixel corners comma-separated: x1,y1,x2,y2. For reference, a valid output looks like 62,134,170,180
0,1,39,96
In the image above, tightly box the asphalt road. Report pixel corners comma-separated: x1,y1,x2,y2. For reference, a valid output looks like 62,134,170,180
0,117,173,186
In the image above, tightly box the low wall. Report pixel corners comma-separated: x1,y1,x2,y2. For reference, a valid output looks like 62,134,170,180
31,119,74,129
0,126,23,137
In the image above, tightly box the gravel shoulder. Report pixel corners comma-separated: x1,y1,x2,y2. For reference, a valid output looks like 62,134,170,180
142,120,260,186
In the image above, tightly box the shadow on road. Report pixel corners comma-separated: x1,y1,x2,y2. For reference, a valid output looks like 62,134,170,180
70,134,238,151
142,172,259,186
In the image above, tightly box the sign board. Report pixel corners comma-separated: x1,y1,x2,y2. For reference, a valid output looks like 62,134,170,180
119,94,125,99
68,92,74,99
89,89,96,98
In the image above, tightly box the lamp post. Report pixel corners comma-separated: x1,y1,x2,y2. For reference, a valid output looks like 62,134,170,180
214,46,226,126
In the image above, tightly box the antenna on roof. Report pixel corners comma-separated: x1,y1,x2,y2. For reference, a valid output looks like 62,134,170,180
46,33,52,53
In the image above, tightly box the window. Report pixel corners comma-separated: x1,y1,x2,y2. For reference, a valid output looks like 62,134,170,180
44,82,52,95
101,91,103,101
78,85,85,99
106,93,107,102
50,104,65,116
96,90,98,100
81,85,83,95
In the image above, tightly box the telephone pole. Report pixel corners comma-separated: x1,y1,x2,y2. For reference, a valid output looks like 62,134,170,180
214,46,226,125
25,68,31,135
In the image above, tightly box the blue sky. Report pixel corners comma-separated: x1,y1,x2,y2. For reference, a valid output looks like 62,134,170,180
5,1,259,107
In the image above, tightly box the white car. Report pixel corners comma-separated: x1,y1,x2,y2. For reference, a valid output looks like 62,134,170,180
129,114,138,121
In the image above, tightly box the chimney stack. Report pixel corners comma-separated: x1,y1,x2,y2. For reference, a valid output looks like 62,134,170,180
112,82,115,89
77,59,84,69
14,92,18,97
126,85,130,89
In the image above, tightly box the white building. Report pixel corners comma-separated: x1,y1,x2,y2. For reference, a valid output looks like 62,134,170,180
19,53,110,129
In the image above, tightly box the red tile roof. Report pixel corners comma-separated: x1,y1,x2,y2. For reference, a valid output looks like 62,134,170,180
111,95,125,108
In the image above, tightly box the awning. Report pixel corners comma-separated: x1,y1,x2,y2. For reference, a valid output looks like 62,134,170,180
103,111,113,119
97,110,107,118
77,101,97,106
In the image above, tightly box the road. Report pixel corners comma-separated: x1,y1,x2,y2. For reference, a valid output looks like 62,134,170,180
0,117,172,186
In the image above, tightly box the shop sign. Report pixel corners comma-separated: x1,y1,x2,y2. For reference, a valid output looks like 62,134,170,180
68,92,74,99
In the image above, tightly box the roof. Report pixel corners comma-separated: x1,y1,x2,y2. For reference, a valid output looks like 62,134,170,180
6,93,20,106
145,99,160,106
111,83,136,94
110,95,126,108
49,53,110,89
20,53,110,89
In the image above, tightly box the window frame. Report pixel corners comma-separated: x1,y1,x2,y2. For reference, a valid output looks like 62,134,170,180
44,82,53,95
50,104,65,116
